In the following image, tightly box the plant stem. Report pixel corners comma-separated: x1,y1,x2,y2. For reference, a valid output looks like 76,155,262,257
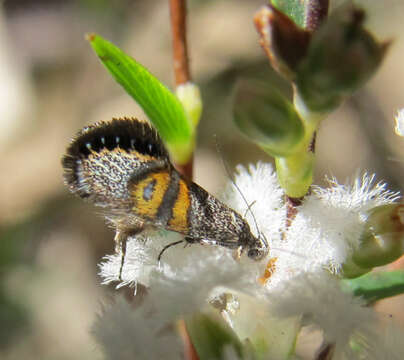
170,3,197,357
170,0,191,85
176,161,194,181
286,196,303,228
285,0,329,221
169,0,193,180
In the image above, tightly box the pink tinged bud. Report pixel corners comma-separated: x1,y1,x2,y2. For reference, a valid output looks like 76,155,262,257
254,5,311,80
295,5,390,111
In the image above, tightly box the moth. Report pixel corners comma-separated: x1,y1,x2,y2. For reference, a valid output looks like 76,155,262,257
62,118,268,276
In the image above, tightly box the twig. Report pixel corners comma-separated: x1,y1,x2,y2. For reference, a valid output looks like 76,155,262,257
169,2,197,358
285,195,303,228
285,0,329,224
176,161,194,181
169,0,191,85
169,0,193,180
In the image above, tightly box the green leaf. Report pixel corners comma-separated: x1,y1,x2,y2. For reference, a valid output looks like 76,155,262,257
233,80,304,158
271,0,306,28
343,270,404,303
88,33,194,164
185,313,246,360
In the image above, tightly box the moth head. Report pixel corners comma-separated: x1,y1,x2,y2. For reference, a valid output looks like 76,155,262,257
239,223,269,261
247,236,269,261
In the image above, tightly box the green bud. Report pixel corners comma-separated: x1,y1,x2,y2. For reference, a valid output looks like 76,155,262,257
175,82,203,128
254,5,311,80
351,204,404,269
296,5,389,112
166,139,195,165
234,80,304,157
341,258,372,279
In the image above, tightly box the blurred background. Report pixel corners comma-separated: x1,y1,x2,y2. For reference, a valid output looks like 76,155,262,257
1,0,404,358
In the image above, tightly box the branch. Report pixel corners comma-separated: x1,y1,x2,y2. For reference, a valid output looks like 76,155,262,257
169,0,193,180
170,0,191,85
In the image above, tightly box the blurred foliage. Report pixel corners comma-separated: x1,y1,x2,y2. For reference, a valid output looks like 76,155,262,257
186,313,246,360
344,270,404,304
0,224,31,349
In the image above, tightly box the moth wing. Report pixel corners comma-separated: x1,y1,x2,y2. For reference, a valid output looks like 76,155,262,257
62,117,170,214
128,166,173,223
186,182,245,245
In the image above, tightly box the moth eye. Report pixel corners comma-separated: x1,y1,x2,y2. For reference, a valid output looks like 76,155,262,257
148,143,154,153
86,142,92,150
130,139,136,148
101,137,106,145
116,136,120,144
247,248,266,260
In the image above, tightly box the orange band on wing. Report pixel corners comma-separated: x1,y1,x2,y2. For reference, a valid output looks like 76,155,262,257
167,179,190,233
131,170,171,219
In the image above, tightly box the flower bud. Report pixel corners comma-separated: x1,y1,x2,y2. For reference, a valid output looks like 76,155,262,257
176,82,203,128
233,80,304,157
296,5,389,112
351,204,404,272
254,5,311,80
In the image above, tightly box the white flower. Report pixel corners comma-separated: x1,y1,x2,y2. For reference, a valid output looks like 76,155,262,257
268,272,404,360
225,164,399,289
92,298,182,360
97,162,401,359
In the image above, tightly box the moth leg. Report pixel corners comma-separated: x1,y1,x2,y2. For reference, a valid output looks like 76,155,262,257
114,230,128,281
157,240,185,264
114,226,143,281
233,246,243,261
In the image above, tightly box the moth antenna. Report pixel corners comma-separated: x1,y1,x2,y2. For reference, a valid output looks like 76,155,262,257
214,136,263,243
243,200,256,219
269,246,309,260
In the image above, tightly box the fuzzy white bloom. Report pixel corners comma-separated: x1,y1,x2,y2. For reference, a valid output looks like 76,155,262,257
226,164,399,288
269,272,404,360
97,162,402,359
394,108,404,136
92,298,182,360
100,230,263,295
